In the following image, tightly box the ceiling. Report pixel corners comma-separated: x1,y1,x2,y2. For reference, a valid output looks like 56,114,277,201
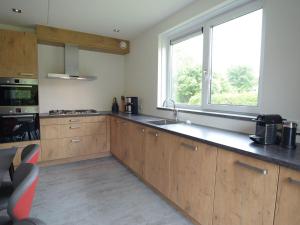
0,0,195,40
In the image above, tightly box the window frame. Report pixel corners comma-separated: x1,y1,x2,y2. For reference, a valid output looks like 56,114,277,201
158,0,265,114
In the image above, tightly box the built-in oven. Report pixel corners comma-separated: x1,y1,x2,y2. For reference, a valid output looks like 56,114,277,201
0,113,40,143
0,78,38,114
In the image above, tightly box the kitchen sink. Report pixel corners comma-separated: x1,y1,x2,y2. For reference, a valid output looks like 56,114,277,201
147,119,180,126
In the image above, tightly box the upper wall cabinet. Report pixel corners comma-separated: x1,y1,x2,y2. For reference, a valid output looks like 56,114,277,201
0,29,37,78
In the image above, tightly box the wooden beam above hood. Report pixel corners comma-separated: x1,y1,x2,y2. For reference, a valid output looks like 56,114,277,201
36,25,129,55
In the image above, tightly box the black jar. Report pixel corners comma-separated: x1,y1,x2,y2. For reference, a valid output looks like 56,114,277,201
281,121,298,149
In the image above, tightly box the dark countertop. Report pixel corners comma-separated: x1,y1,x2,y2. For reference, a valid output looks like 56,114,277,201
39,111,111,118
39,111,300,171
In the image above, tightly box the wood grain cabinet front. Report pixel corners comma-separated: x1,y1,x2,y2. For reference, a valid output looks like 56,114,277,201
127,123,145,177
144,128,175,197
170,138,217,225
110,117,130,163
274,167,300,225
213,150,279,225
40,116,109,163
0,29,37,78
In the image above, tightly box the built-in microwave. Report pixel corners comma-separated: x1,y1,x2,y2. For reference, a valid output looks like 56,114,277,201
0,78,38,114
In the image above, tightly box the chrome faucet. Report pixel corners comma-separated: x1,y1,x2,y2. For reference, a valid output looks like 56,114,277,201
162,98,179,121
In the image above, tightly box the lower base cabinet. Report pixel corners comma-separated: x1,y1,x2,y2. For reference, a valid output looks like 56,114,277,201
274,167,300,225
110,118,300,225
144,128,175,197
170,138,217,225
127,123,145,177
41,116,109,163
213,150,279,225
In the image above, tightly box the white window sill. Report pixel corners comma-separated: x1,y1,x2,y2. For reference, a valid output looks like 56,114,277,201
156,106,257,121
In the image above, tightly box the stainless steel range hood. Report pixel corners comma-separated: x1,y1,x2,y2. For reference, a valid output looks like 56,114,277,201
48,44,97,81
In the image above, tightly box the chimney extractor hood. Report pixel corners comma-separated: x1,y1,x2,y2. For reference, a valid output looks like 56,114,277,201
47,44,97,81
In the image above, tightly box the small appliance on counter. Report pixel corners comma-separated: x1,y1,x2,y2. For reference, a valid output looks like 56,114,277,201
280,121,299,149
249,114,283,145
125,97,138,114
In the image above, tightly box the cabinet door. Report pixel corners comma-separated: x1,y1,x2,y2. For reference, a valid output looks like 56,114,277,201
144,128,174,197
0,30,37,77
170,138,217,225
110,118,129,163
213,150,279,225
127,123,145,177
274,167,300,225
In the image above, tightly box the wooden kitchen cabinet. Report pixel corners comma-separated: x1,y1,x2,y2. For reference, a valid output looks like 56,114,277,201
127,122,145,177
144,128,175,197
274,167,300,225
0,29,37,78
213,149,279,225
110,117,130,164
170,138,217,225
40,116,109,163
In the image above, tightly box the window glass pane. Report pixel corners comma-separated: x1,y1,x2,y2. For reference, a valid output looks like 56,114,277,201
170,34,203,105
210,9,262,106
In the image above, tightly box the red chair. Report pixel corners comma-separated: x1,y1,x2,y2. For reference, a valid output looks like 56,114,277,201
0,163,39,221
9,144,41,180
21,144,41,164
0,218,45,225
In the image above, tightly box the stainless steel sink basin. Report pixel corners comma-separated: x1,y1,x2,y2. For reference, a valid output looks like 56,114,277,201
147,119,179,126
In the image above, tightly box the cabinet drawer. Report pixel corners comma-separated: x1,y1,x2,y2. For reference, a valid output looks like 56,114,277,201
41,124,60,139
60,122,106,137
42,137,83,161
40,116,106,125
58,116,106,124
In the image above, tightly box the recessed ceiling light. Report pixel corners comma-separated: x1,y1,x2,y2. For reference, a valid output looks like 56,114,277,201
12,8,22,13
113,28,120,33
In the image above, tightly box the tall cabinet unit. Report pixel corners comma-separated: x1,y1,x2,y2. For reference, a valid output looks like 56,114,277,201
213,150,279,225
170,138,217,225
0,29,37,78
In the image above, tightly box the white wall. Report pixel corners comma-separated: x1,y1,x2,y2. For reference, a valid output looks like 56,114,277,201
38,44,125,113
124,0,300,134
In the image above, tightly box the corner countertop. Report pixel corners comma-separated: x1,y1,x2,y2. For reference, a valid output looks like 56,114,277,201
39,111,300,171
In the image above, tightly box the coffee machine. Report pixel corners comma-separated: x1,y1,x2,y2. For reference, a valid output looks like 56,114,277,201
249,114,283,145
125,97,138,114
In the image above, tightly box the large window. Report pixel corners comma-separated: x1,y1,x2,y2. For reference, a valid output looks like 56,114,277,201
159,0,264,113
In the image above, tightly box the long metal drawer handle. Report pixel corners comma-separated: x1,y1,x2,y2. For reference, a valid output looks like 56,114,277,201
19,72,34,76
148,131,158,137
235,160,268,175
180,143,198,151
288,177,300,186
1,114,34,118
71,139,81,143
0,84,33,88
69,119,80,122
69,126,81,129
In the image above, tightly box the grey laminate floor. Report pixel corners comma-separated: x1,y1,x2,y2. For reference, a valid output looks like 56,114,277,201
31,157,193,225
